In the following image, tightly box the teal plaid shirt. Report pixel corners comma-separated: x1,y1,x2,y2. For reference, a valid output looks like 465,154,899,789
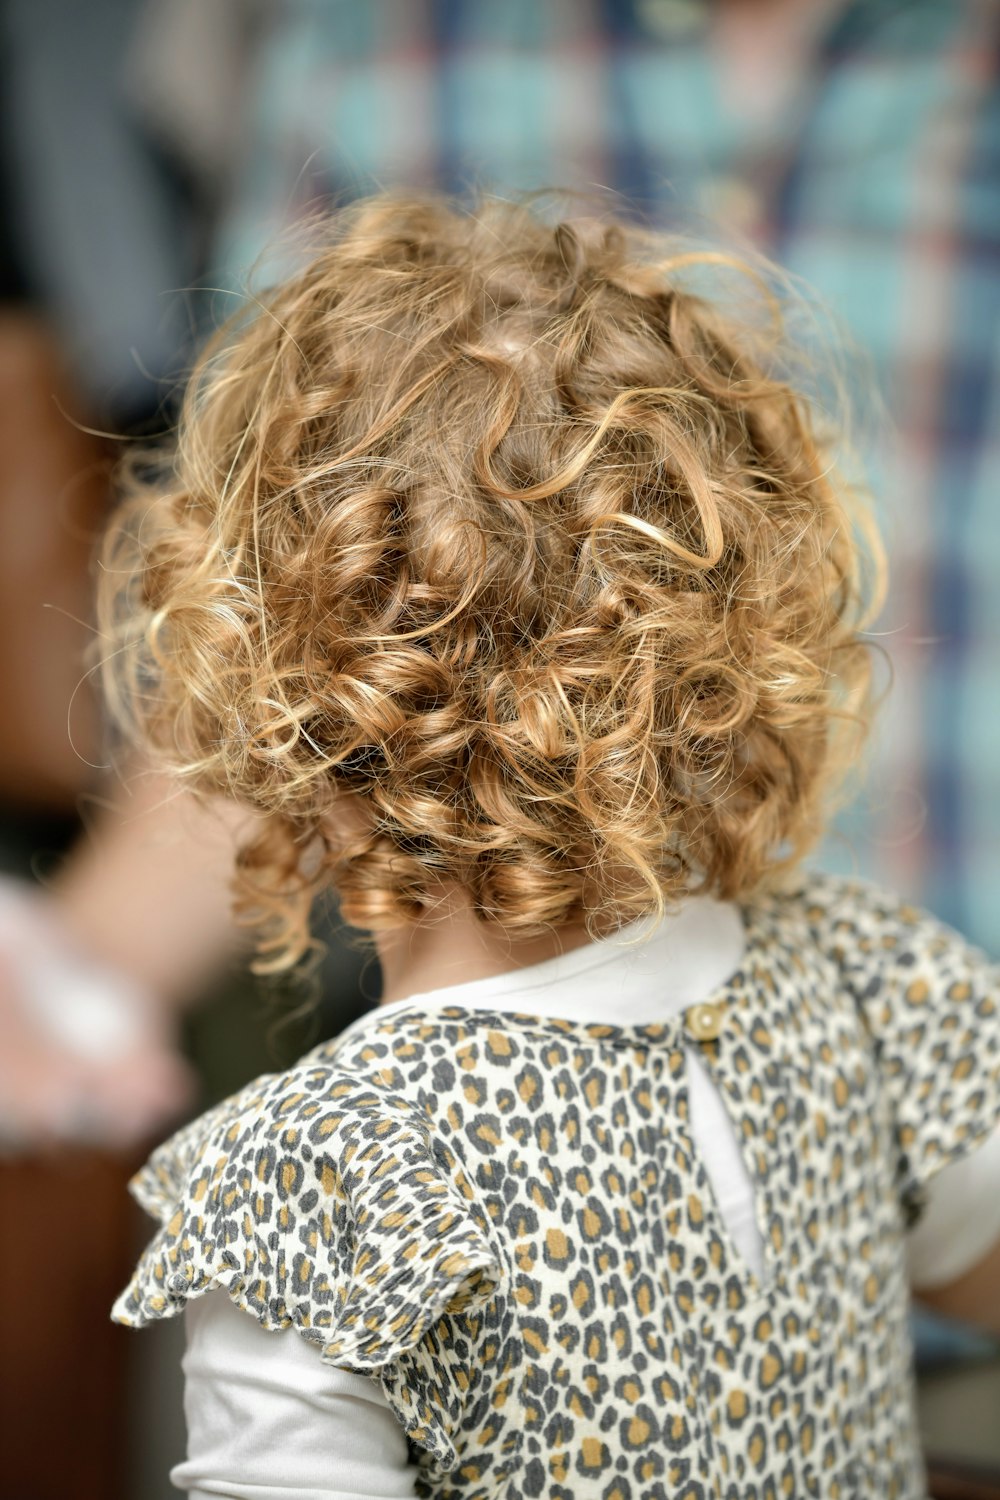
214,0,1000,952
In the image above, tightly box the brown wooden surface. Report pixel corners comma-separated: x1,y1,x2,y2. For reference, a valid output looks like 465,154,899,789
926,1463,1000,1500
0,1147,141,1500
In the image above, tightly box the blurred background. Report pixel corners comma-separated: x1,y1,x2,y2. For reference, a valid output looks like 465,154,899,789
0,1,997,1496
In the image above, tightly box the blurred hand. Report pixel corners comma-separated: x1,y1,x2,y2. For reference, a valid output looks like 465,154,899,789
0,878,193,1151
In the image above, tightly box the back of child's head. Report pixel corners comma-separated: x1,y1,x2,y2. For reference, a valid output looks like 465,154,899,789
99,193,880,968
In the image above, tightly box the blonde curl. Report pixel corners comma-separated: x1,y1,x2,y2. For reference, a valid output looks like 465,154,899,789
98,193,883,970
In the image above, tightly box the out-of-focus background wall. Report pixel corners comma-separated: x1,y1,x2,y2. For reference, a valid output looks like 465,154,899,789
0,2,998,1496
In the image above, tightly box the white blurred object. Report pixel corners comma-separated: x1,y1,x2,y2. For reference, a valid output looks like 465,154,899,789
0,875,191,1149
0,874,149,1059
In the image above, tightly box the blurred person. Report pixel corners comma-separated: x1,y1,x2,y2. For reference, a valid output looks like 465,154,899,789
105,190,1000,1499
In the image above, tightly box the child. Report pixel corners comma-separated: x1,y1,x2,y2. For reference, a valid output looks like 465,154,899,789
105,195,999,1499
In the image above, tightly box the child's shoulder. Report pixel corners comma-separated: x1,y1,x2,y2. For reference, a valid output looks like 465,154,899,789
754,866,978,960
120,1030,425,1232
112,1030,501,1443
752,869,999,1025
759,865,923,921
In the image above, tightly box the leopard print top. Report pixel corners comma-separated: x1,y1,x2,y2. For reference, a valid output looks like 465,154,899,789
114,873,1000,1499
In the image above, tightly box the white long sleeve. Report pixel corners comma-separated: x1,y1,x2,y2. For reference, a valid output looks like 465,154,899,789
906,1124,1000,1290
173,1290,418,1500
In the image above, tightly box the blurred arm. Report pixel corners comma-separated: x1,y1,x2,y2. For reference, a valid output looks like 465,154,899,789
52,767,250,1005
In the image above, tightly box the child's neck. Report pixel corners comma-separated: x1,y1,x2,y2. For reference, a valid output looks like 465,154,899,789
375,886,602,1006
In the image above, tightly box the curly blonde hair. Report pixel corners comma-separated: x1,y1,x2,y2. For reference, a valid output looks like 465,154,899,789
99,193,882,970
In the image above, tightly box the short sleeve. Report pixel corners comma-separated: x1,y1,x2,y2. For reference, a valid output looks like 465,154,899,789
801,875,1000,1227
111,1063,505,1468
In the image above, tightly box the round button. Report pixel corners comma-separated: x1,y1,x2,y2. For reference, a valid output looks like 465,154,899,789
685,1001,725,1042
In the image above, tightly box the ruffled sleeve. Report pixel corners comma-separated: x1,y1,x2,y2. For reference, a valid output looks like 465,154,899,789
801,874,1000,1227
112,1059,506,1467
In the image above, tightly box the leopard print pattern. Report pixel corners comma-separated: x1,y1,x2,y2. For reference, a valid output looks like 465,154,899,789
114,874,1000,1499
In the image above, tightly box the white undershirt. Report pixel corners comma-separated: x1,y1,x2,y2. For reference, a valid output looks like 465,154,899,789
173,897,1000,1499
